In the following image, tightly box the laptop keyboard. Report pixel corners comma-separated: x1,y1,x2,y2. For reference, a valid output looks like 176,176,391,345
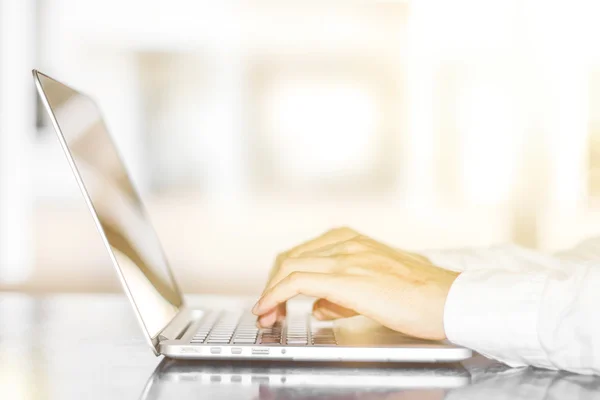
189,311,337,346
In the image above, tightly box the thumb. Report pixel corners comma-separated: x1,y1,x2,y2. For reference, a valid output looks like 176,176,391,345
312,298,358,320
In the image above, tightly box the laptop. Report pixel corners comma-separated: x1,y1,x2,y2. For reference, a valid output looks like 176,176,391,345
33,69,472,363
140,359,471,399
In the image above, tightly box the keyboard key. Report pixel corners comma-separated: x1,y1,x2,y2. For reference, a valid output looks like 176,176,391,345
207,339,231,344
260,337,281,344
233,339,257,344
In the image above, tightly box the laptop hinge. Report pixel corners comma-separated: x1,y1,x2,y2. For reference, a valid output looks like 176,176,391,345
158,306,195,341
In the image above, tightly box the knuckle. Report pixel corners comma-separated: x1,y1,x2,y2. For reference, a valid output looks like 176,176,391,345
275,252,288,264
329,242,348,254
279,257,296,273
346,265,376,276
345,265,366,274
344,239,366,252
354,235,372,245
287,271,303,283
288,248,303,257
330,226,357,236
333,253,352,263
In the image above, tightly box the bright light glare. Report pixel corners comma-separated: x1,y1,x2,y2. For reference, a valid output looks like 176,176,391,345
404,59,435,205
265,79,378,182
0,0,34,283
459,81,519,205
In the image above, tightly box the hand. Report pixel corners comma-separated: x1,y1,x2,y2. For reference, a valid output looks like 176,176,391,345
252,227,459,340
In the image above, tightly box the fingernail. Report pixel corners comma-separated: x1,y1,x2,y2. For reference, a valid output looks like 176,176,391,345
252,300,262,314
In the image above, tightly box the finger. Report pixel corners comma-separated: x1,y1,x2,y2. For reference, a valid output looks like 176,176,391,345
266,256,339,293
312,298,358,320
254,272,366,316
300,237,368,258
268,303,287,326
257,257,339,322
258,300,287,325
256,308,278,328
260,228,362,322
286,227,360,258
262,252,380,309
276,303,287,320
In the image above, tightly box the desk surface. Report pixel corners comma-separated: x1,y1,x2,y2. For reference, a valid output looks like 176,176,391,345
0,293,598,399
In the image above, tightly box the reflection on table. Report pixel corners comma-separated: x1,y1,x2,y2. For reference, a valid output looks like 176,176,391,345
141,359,470,400
141,358,600,400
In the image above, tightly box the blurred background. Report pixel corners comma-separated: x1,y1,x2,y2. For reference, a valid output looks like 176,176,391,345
1,0,600,294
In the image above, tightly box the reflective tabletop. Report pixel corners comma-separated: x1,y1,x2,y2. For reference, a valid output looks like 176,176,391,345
1,294,598,399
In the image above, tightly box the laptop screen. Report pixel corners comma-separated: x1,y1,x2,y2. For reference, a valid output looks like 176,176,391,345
35,72,183,339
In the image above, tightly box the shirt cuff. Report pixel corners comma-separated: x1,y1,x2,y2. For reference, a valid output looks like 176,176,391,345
442,268,549,367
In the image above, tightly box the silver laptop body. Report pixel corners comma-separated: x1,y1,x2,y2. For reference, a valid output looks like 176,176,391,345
33,70,472,363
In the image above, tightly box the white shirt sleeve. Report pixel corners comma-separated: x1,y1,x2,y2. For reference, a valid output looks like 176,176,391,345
420,239,600,375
